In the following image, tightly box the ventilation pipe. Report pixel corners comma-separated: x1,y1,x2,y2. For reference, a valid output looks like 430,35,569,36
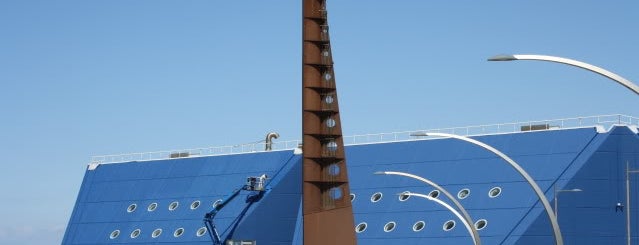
265,132,280,151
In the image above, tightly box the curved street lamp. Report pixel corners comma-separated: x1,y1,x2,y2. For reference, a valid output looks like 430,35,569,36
375,171,481,245
411,132,563,245
404,192,479,245
487,54,639,96
488,54,637,245
553,185,582,219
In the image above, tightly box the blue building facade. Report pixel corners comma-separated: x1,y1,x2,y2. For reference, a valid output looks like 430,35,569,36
63,125,639,244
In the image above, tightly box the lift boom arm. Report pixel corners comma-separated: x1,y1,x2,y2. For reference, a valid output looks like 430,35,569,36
203,174,268,245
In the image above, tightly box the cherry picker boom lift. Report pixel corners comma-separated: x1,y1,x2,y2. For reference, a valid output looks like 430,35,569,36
203,174,268,245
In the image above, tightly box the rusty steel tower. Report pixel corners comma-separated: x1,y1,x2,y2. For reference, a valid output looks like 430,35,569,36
302,0,357,244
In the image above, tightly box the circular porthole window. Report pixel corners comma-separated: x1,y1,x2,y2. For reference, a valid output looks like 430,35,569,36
147,202,158,212
151,229,162,238
196,227,207,237
325,118,336,128
130,229,141,239
127,204,137,213
443,220,456,231
383,221,396,232
475,219,488,230
355,222,367,233
324,95,334,104
371,192,383,202
174,228,185,237
428,190,440,198
329,187,343,200
213,199,223,208
324,72,332,81
109,230,120,239
399,191,410,201
326,141,338,152
327,164,340,176
190,200,201,210
458,189,470,199
350,193,356,202
169,201,179,211
413,221,425,232
489,187,502,198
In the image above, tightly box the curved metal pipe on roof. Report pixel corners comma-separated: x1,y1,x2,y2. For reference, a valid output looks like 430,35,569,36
265,132,280,151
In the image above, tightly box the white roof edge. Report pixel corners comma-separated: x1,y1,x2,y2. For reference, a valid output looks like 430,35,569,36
89,114,639,165
596,125,608,133
347,125,604,147
608,124,638,134
88,147,299,166
87,162,100,171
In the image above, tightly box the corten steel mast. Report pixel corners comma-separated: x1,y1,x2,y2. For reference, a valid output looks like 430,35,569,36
302,0,357,244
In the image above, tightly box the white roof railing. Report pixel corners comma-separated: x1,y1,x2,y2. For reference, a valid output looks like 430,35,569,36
90,114,639,165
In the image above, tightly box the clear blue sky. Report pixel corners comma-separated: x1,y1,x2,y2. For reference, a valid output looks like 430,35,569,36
1,1,638,244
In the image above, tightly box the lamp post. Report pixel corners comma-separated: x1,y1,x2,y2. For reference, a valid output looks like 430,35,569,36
412,132,563,245
487,54,639,96
626,162,639,245
375,171,481,245
489,54,638,244
403,192,479,245
553,185,582,219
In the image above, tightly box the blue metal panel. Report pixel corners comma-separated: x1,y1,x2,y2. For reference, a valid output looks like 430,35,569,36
506,126,638,244
221,157,302,243
63,150,300,244
64,126,639,244
348,127,600,244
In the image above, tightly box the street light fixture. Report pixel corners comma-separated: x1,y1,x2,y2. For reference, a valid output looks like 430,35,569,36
402,192,479,245
626,162,639,245
375,171,481,245
553,185,582,219
487,54,639,96
411,132,563,245
489,54,639,244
